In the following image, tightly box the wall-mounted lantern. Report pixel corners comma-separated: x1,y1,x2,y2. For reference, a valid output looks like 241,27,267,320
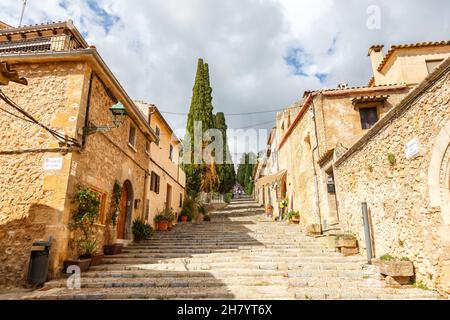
84,102,128,136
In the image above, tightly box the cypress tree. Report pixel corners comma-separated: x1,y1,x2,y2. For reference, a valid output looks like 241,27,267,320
215,112,236,193
184,58,218,198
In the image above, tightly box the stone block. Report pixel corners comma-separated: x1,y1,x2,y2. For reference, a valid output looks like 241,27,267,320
341,247,359,256
385,276,411,288
372,259,414,277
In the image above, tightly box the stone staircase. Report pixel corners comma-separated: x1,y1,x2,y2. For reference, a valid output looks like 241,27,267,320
21,197,440,300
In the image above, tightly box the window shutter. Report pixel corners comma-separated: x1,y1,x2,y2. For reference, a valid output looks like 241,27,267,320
156,175,160,194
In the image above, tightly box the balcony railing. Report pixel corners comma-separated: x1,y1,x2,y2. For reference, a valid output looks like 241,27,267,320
0,34,81,54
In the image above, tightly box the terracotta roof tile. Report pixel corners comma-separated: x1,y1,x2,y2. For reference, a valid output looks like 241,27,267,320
377,40,450,72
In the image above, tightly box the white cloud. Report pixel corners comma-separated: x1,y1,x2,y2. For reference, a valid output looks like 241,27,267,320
1,0,449,162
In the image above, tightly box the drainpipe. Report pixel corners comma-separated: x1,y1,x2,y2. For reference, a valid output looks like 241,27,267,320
311,95,323,232
362,202,374,263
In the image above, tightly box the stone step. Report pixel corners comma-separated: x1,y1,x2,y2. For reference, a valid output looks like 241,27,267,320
75,268,374,280
89,261,367,272
103,255,366,264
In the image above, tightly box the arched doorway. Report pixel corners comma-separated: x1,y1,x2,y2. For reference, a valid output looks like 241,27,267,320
117,180,134,240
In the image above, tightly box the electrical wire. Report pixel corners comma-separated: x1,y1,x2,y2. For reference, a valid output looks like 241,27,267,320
0,89,80,147
160,108,285,116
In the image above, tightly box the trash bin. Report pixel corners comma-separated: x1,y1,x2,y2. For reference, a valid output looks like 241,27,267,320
27,237,53,287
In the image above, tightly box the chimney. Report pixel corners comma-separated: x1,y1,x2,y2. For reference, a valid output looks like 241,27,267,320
368,45,385,85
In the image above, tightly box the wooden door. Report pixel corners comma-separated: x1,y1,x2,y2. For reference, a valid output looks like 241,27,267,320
117,185,128,239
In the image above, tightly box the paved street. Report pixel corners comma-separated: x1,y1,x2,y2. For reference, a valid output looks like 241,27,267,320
13,198,441,300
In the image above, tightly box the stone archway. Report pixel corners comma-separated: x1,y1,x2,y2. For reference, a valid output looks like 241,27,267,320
428,120,450,294
428,120,450,225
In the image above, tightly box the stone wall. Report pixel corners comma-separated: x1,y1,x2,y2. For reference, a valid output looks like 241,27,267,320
0,62,83,287
334,63,450,294
0,60,154,288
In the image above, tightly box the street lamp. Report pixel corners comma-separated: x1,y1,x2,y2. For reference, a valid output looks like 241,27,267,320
84,102,128,136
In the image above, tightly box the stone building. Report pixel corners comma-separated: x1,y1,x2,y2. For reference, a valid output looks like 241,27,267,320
334,56,450,295
0,20,159,287
255,41,450,234
135,102,186,226
254,124,286,219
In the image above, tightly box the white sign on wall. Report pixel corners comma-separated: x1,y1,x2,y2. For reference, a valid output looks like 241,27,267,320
43,157,63,171
405,138,419,159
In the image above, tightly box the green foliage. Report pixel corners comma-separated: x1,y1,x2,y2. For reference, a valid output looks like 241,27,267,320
387,153,397,166
70,185,100,258
279,198,289,209
237,153,256,195
154,214,170,223
288,211,300,220
412,281,430,291
185,58,217,197
398,239,405,247
401,257,411,262
380,254,396,261
162,207,177,222
78,238,98,259
132,218,153,241
224,193,232,204
111,180,122,227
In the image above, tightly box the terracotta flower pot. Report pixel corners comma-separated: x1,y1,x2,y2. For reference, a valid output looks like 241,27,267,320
64,259,91,273
157,221,169,231
167,221,173,230
291,218,300,225
181,216,188,223
103,244,123,255
90,253,104,266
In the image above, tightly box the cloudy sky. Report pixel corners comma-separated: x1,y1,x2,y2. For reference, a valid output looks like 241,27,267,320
1,0,449,161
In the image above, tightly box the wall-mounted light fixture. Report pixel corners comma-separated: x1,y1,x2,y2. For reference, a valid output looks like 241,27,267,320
84,102,128,136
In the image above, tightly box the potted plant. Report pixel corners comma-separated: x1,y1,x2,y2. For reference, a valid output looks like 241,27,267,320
180,210,189,223
104,181,123,256
154,213,169,231
288,211,300,224
372,255,414,287
265,205,274,217
163,208,176,230
66,186,101,272
132,218,153,242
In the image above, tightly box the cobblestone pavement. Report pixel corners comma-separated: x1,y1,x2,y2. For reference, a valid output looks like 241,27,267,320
5,197,443,300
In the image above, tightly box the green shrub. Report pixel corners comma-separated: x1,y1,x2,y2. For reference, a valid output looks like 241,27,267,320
132,218,153,241
224,193,232,204
154,214,169,223
288,211,300,220
387,153,397,166
380,254,396,261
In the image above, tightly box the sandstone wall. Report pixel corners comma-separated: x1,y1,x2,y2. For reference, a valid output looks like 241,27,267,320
68,69,150,246
334,68,450,293
0,62,84,287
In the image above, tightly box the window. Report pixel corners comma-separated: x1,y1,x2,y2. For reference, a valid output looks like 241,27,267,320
88,188,107,225
426,59,444,74
359,107,378,130
155,126,160,146
145,141,150,155
169,144,174,161
179,194,183,208
150,171,160,194
128,125,136,147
